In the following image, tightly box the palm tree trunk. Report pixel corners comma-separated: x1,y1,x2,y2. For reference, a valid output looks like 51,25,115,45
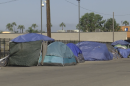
14,27,15,33
22,29,23,33
62,26,63,30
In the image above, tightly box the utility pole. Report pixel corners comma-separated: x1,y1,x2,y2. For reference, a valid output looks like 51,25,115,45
113,12,114,42
46,0,51,37
77,0,80,44
41,0,42,35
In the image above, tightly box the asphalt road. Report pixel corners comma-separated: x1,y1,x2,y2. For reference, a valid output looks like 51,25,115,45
0,58,130,86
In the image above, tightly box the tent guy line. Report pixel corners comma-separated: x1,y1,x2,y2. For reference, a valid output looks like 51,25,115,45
0,0,18,4
65,0,130,16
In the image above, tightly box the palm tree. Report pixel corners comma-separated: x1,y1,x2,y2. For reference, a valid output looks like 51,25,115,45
12,22,17,33
21,25,25,33
17,25,25,33
60,22,66,30
31,24,38,30
17,25,22,33
6,23,13,31
123,21,129,26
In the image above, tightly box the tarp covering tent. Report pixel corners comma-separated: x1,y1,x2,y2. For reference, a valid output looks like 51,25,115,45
67,43,85,63
39,42,77,66
111,40,130,46
117,49,130,58
76,41,113,61
112,40,130,58
11,33,54,42
7,33,54,67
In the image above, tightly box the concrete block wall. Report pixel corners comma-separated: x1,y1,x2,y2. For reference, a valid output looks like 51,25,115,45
0,32,127,42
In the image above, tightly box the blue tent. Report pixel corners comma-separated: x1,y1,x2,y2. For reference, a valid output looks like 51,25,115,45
11,33,54,42
67,43,85,63
111,40,129,46
76,41,113,61
39,42,77,66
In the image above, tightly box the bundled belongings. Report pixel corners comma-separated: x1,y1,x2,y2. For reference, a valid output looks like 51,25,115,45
105,43,121,59
112,40,130,58
0,56,9,67
7,33,54,67
112,40,129,49
76,41,113,61
114,44,127,49
39,42,77,66
67,43,85,63
111,50,122,59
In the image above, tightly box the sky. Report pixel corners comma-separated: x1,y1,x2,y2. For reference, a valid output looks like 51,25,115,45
0,0,130,32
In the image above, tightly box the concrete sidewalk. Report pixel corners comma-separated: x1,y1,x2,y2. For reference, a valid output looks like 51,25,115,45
0,58,130,86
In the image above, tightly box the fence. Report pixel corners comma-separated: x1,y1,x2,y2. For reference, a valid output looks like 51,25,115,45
0,38,112,59
0,38,13,58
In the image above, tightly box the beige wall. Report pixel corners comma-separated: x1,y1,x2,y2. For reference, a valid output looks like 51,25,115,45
0,32,127,42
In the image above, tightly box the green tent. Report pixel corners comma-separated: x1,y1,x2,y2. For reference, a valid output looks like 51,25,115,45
7,33,54,67
7,41,42,66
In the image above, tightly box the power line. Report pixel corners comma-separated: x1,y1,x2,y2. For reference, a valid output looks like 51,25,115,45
0,0,18,4
65,0,130,16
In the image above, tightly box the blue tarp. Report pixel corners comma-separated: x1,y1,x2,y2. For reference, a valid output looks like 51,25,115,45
67,43,82,57
111,40,130,46
11,33,54,42
117,49,130,58
76,41,113,61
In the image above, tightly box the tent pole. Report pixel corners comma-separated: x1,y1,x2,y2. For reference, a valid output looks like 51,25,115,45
41,41,44,65
41,41,48,65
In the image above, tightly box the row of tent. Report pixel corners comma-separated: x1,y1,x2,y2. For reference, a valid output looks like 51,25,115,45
0,33,128,67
